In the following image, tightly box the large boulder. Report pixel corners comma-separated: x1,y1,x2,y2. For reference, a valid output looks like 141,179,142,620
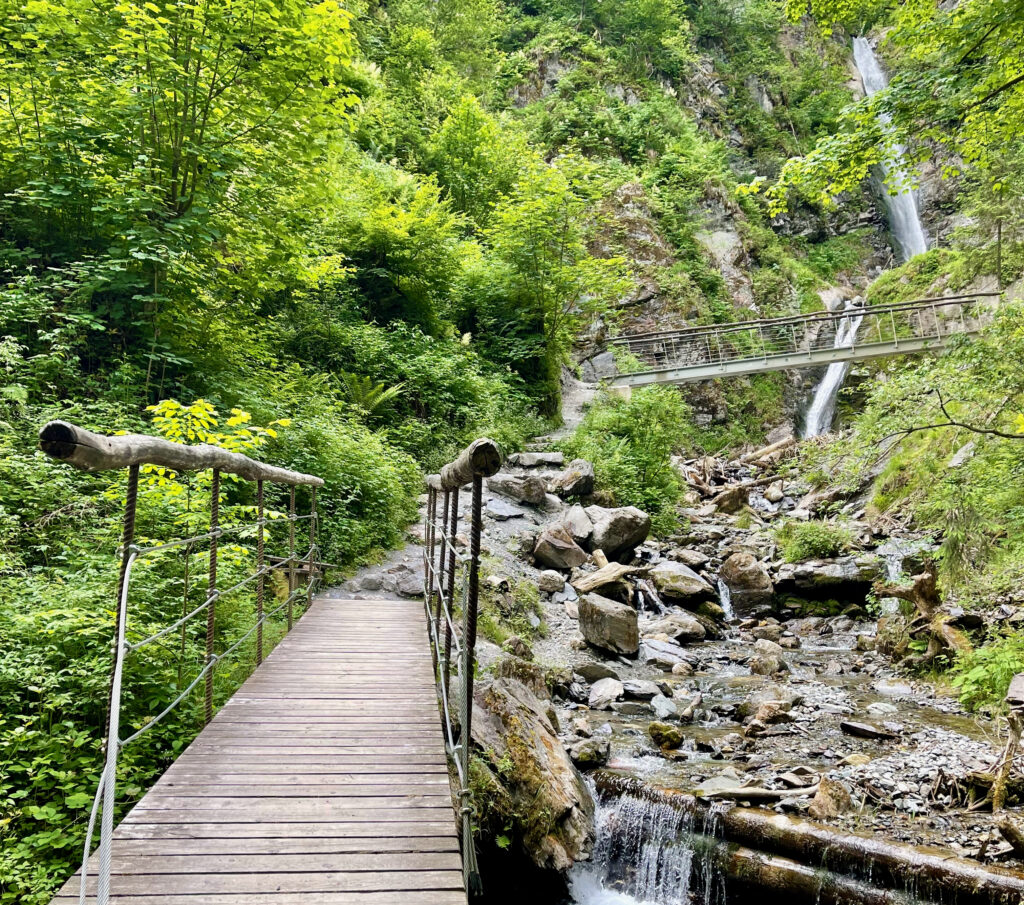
562,504,594,547
474,678,595,870
489,474,548,506
650,560,714,603
578,594,639,656
588,677,625,710
534,524,589,570
719,552,774,616
642,611,706,644
549,459,596,498
584,506,651,560
641,638,692,670
509,451,564,468
774,554,884,594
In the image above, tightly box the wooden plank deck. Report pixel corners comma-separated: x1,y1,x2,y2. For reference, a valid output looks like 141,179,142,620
53,597,466,905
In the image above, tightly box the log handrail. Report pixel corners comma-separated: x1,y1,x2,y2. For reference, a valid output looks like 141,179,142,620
39,420,323,486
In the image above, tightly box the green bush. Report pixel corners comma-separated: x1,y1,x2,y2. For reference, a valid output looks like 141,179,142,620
559,386,687,526
952,632,1024,713
775,519,853,562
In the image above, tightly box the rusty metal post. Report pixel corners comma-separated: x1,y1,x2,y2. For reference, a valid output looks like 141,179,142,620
288,485,296,630
425,488,439,669
434,491,450,646
256,480,265,666
205,468,220,726
463,476,482,736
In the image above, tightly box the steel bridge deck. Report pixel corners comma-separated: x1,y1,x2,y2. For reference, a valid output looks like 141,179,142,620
52,595,466,905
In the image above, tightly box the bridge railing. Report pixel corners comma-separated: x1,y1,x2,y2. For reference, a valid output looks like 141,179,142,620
422,438,502,900
38,420,325,905
608,292,1001,376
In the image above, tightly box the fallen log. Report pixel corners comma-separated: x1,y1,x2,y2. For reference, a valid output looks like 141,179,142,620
738,436,796,465
700,783,819,801
572,562,643,594
594,774,1024,905
875,571,972,666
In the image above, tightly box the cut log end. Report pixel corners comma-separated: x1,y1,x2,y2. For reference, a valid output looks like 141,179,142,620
39,420,81,462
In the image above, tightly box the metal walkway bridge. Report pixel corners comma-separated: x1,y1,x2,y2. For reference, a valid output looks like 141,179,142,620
37,423,499,905
606,293,1000,387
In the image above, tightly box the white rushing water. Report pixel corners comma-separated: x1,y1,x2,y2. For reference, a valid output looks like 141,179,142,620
716,579,734,622
569,787,727,905
802,300,866,437
852,37,929,263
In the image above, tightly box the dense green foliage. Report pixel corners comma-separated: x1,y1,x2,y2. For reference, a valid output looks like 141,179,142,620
775,519,853,562
560,388,687,534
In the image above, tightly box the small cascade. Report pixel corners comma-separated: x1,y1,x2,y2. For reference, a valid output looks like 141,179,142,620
569,786,726,905
716,579,735,622
852,37,929,263
803,300,866,437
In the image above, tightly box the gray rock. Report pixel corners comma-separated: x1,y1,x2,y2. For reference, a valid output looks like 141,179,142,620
651,694,678,720
584,505,651,560
549,459,595,498
534,524,590,570
720,552,774,616
474,678,595,870
650,561,714,603
359,573,384,591
589,677,625,710
562,504,594,546
578,594,639,656
672,548,710,568
622,679,662,700
569,736,610,769
487,498,525,520
397,574,424,598
643,611,706,644
582,350,618,382
538,569,566,594
576,663,620,683
641,639,691,670
510,451,564,468
488,474,548,506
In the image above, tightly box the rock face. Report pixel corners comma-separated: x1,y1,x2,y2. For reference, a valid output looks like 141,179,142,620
584,506,651,560
578,594,639,656
774,555,884,593
719,552,774,616
473,678,595,870
549,459,596,498
643,612,706,644
534,524,589,570
650,561,714,603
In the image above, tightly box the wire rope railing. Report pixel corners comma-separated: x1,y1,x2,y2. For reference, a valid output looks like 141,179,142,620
606,292,1002,386
421,438,503,901
38,420,326,905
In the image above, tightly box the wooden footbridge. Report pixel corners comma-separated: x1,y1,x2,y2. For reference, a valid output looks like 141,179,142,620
38,423,500,905
605,293,1000,387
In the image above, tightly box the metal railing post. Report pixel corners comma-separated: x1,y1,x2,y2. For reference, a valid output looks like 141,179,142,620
443,488,458,696
256,480,265,665
91,463,139,905
425,488,438,669
305,487,317,601
288,486,296,629
205,468,219,726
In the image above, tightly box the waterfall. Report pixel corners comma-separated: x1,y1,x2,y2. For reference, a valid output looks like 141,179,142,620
569,786,726,905
716,579,734,622
852,37,929,263
802,300,866,437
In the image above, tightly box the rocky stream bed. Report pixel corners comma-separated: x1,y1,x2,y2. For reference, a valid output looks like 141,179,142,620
331,444,1024,904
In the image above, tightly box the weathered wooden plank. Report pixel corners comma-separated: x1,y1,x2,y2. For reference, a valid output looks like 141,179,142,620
48,596,465,905
68,870,466,895
54,892,466,905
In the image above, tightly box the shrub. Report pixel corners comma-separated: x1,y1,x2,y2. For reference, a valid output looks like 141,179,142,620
559,386,687,525
952,632,1024,713
775,519,853,562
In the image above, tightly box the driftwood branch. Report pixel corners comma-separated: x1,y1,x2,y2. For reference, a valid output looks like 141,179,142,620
39,420,323,486
874,571,972,663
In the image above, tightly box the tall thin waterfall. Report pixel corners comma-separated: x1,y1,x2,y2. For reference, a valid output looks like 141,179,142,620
852,37,929,263
802,300,866,437
802,38,929,438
